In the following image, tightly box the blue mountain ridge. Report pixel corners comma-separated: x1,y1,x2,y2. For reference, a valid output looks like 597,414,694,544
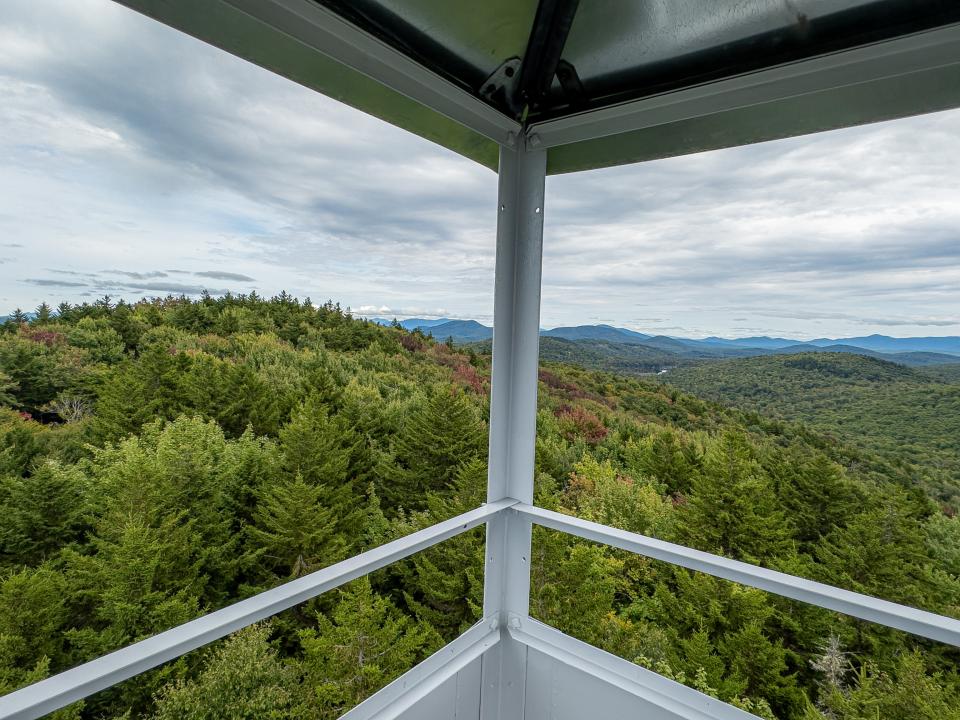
367,317,960,363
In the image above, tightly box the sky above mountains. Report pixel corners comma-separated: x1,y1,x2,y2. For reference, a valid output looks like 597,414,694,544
1,0,959,339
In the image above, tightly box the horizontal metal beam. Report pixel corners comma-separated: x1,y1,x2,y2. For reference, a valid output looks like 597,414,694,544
220,0,521,145
516,504,960,648
530,22,960,150
342,616,500,720
0,499,517,720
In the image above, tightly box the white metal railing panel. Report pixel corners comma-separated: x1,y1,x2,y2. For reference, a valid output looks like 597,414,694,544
340,618,499,720
0,499,516,720
513,617,759,720
516,504,960,647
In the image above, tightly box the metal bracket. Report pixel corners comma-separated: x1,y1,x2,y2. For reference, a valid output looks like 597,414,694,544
480,57,523,117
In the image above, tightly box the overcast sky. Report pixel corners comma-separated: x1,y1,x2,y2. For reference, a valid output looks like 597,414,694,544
2,0,959,339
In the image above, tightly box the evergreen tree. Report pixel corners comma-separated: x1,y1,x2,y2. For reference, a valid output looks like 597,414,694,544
623,428,697,494
278,394,365,548
151,623,308,720
677,431,792,564
0,335,72,414
0,460,89,565
0,371,16,406
0,564,70,694
814,492,930,607
396,460,488,637
247,473,344,579
379,388,485,510
90,349,193,441
299,577,440,718
34,303,52,324
770,448,861,546
813,651,960,720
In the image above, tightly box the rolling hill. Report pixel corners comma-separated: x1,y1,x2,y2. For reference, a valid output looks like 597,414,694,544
661,352,960,506
367,317,960,368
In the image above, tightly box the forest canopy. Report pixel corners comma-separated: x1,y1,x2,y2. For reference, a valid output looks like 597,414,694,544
0,293,958,719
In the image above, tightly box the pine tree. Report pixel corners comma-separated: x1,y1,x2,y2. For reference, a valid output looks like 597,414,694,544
677,431,792,564
769,448,861,546
34,303,52,324
379,388,485,511
278,394,365,549
0,460,89,565
0,371,16,406
151,623,308,720
90,349,193,441
397,460,487,637
623,428,696,494
0,564,70,692
815,651,960,720
299,577,440,718
815,492,930,607
247,473,344,579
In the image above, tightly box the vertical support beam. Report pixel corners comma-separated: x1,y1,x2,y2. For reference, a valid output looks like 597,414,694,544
481,137,547,719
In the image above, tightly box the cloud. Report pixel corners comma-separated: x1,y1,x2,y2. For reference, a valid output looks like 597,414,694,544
1,0,959,339
194,271,255,281
106,270,168,279
26,278,87,287
109,281,229,295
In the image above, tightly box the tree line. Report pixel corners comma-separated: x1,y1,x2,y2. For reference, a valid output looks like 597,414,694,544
0,293,958,719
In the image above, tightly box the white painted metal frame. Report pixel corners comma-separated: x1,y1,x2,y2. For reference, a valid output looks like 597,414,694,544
0,500,514,720
480,137,547,719
516,504,960,648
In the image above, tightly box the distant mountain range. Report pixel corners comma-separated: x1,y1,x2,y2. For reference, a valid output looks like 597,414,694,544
369,318,960,368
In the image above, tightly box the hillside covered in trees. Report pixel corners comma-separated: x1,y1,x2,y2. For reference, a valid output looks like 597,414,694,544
0,294,958,719
662,353,960,510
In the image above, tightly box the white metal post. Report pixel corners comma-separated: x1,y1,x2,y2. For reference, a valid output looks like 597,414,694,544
481,136,547,719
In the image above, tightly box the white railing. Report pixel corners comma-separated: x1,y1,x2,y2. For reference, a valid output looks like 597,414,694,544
1,498,958,720
0,499,515,720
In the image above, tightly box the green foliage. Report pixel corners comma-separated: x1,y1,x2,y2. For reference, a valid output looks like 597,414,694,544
0,460,89,565
378,387,485,511
0,294,956,719
664,353,960,507
66,318,126,363
812,650,960,720
247,474,343,579
0,371,16,406
299,577,440,718
677,431,792,564
151,624,308,720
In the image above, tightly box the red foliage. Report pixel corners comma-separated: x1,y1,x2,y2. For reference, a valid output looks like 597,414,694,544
555,404,608,445
452,361,486,395
538,369,586,397
398,333,425,352
18,412,32,421
21,328,65,347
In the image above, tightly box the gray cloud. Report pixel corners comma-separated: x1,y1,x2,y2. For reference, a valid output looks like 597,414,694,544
26,278,88,287
107,281,230,295
194,271,255,281
106,270,169,279
1,0,959,339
